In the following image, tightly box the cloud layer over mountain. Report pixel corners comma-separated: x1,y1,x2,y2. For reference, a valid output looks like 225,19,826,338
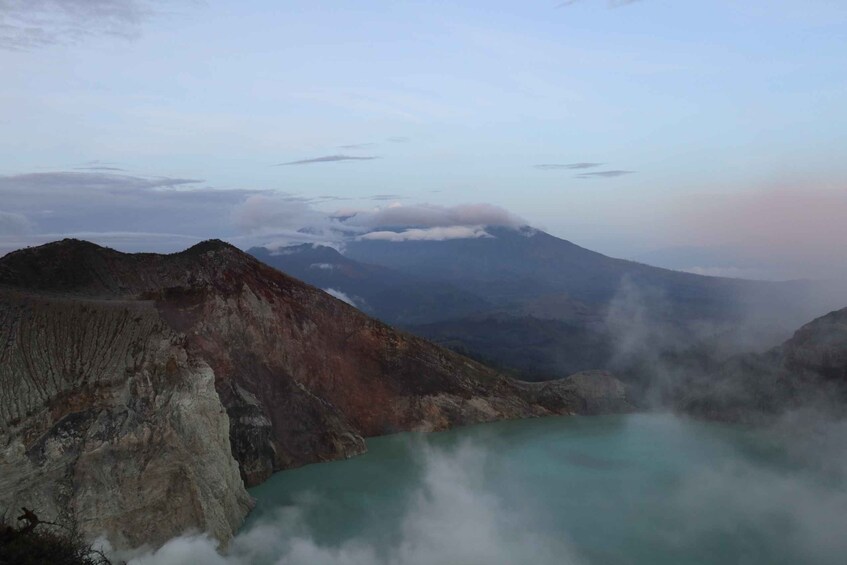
0,171,526,255
2,170,846,281
339,203,525,230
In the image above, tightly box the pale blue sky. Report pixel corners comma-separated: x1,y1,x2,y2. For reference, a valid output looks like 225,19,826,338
1,0,846,277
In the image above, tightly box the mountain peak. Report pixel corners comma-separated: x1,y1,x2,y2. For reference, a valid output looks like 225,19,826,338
182,239,240,256
0,238,259,298
5,237,111,257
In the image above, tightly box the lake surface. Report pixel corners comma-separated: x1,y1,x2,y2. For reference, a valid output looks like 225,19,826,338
140,413,847,564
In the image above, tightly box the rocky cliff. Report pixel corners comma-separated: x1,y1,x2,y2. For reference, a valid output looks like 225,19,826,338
675,307,847,422
0,239,632,550
782,307,847,382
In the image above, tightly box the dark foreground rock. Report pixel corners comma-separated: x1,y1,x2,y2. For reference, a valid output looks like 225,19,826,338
0,239,631,550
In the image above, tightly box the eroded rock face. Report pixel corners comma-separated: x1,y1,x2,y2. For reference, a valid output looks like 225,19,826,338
515,371,632,415
0,239,632,549
0,290,251,549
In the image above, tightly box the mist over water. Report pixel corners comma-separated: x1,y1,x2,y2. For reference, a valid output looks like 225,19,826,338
125,414,847,565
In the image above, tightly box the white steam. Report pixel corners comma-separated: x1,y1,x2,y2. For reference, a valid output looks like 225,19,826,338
122,442,582,565
673,411,847,564
110,414,847,565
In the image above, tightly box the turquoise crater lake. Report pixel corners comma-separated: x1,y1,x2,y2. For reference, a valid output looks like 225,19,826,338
143,414,847,565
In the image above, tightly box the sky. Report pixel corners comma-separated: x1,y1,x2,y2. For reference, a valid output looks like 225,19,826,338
1,0,846,280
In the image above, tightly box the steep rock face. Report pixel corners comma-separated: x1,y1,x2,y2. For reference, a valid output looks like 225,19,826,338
782,307,847,381
675,307,847,423
0,239,631,549
0,289,250,548
515,371,632,415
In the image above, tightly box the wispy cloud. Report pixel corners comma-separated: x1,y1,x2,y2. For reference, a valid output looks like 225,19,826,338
370,194,406,201
0,171,255,254
0,171,203,190
340,203,525,230
360,226,493,242
534,162,603,170
276,155,380,166
0,170,535,255
233,194,330,236
388,136,410,143
337,143,378,150
0,210,33,236
556,0,644,8
313,195,352,202
74,166,126,172
0,0,181,51
575,170,635,179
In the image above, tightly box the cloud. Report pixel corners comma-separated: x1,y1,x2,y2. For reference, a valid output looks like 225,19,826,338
276,155,380,166
0,171,202,191
232,194,323,234
75,166,126,172
341,203,525,230
0,171,265,255
323,288,357,307
556,0,643,8
337,143,378,150
369,194,406,201
314,195,352,202
0,210,33,235
234,200,530,250
360,226,493,242
534,163,603,170
0,0,177,51
575,170,635,179
388,136,410,143
0,170,534,255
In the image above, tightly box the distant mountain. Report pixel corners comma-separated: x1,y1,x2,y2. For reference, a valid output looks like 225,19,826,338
0,239,630,551
345,226,799,320
248,244,490,325
409,314,613,380
249,241,617,379
256,226,835,381
251,226,846,384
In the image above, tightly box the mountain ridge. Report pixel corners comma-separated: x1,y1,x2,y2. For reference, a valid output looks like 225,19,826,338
0,238,632,550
